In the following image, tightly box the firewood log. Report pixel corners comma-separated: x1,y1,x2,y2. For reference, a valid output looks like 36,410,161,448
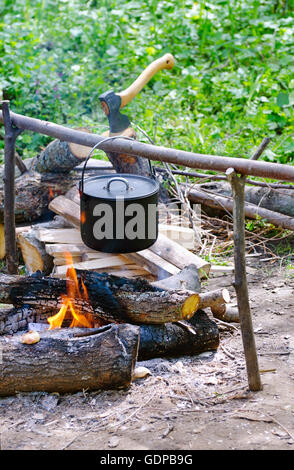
0,171,80,223
138,310,219,360
31,128,92,173
17,231,53,275
149,233,211,278
0,272,200,325
14,217,73,272
0,324,140,395
101,128,152,178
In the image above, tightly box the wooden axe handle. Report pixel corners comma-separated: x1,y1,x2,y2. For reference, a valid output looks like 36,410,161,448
117,53,175,109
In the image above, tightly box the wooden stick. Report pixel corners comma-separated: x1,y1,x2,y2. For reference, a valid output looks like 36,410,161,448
251,137,270,161
15,152,27,174
226,168,262,391
2,101,18,274
155,167,294,190
1,110,294,181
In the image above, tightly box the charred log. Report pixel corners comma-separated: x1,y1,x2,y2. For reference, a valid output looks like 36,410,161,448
0,272,200,325
0,324,139,396
138,310,219,360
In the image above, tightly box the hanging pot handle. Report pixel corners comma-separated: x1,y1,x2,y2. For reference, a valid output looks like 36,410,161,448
79,135,135,196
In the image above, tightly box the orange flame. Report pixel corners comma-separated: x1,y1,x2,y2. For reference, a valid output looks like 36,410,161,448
49,187,54,200
48,253,94,329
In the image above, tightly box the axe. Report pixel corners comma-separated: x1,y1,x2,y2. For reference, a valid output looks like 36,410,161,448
99,53,175,134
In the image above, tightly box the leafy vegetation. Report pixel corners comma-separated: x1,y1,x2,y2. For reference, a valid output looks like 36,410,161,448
1,0,294,166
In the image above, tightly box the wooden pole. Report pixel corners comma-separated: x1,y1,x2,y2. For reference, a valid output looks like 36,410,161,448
1,101,19,274
226,167,262,391
1,110,294,182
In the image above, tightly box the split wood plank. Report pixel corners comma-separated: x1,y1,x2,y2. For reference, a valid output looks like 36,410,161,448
149,233,211,278
37,228,83,244
126,250,180,278
45,243,94,256
158,223,196,250
82,252,119,260
53,254,136,277
48,196,80,227
53,255,82,266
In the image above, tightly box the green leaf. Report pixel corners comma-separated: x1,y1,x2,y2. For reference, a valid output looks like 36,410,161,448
277,92,289,107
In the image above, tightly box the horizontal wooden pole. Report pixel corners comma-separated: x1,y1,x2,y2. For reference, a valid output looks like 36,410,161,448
1,111,294,182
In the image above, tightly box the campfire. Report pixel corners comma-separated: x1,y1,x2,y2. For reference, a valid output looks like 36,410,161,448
48,253,94,330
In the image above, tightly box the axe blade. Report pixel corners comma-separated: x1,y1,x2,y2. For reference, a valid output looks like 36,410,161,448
99,90,131,134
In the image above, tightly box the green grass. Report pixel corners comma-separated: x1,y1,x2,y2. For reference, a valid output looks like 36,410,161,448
1,0,294,167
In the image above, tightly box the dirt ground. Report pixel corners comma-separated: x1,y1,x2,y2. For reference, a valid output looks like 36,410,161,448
1,258,294,451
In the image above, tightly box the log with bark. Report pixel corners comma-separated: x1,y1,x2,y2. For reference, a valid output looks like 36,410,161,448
196,181,294,218
138,310,219,360
153,266,239,322
0,170,81,224
0,131,99,224
187,186,294,232
101,127,151,177
0,308,219,395
0,324,140,395
0,272,200,325
31,129,92,173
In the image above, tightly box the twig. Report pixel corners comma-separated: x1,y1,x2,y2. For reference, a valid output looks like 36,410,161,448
220,343,235,360
108,394,154,429
214,318,239,331
251,137,271,160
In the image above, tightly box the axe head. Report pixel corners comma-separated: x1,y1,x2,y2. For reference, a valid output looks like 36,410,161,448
99,90,131,134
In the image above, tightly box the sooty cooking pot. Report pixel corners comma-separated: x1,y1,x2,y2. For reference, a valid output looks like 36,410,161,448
79,173,159,253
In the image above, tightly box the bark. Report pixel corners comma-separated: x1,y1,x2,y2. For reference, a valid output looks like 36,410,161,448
138,310,219,360
32,128,92,173
196,181,294,218
226,168,262,391
1,110,294,181
187,187,294,232
2,101,18,273
0,272,200,325
0,324,139,396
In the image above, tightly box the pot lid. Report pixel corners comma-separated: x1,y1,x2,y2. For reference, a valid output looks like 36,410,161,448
82,173,159,200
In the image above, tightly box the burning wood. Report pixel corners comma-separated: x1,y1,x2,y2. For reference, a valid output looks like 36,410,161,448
0,270,200,325
47,253,95,329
